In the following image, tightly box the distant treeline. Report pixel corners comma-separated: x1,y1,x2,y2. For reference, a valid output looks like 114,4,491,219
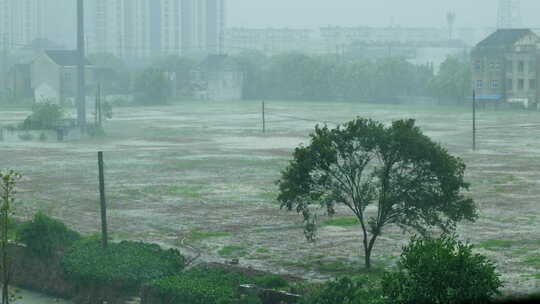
88,51,471,105
233,51,471,104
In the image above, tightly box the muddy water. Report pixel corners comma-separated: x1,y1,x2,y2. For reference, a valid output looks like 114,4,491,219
15,289,71,304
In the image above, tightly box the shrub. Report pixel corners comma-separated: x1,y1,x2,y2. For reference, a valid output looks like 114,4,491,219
300,276,384,304
22,103,64,130
381,234,503,304
62,239,184,291
16,212,81,257
147,266,254,304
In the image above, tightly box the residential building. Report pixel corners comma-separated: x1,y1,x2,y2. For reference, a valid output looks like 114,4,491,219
191,54,243,101
471,29,540,108
181,0,226,55
31,50,94,105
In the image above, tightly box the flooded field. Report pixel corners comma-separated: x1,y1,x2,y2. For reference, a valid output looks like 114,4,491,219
1,100,539,296
15,289,70,304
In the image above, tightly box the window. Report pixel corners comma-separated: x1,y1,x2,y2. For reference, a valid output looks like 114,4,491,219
518,61,524,73
530,61,536,73
507,79,513,91
518,79,524,90
491,80,499,89
530,79,537,90
476,80,483,89
474,60,482,72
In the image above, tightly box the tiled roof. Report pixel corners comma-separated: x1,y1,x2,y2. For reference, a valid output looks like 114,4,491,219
476,29,537,47
45,50,91,66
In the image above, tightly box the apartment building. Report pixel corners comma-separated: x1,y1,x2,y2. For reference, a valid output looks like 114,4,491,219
471,29,540,108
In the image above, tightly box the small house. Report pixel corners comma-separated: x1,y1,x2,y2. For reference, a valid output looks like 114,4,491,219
191,55,243,101
31,50,94,105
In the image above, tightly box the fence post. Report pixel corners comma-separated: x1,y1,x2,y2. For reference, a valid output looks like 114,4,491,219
98,151,108,248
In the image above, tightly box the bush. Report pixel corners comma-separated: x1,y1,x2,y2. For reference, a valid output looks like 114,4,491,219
22,103,64,130
16,212,81,257
147,266,254,304
252,275,289,289
62,239,184,291
381,234,503,304
301,276,384,304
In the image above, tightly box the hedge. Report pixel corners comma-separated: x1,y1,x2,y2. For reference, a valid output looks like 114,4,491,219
16,212,81,257
62,238,185,291
146,266,258,304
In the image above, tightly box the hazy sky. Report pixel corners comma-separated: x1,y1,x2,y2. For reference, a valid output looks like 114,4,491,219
228,0,540,29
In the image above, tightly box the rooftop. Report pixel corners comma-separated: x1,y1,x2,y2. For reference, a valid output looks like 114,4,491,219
45,50,91,66
476,29,537,48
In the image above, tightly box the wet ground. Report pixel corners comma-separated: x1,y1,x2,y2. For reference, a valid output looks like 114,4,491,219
1,100,539,297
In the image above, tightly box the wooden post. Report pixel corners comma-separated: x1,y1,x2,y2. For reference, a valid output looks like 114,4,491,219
262,101,266,134
98,151,108,248
473,90,476,151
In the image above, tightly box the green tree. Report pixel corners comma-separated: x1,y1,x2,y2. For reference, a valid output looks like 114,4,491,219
430,56,471,104
0,170,21,304
22,103,63,130
88,53,130,93
134,68,168,105
152,55,197,98
381,234,503,304
277,118,477,269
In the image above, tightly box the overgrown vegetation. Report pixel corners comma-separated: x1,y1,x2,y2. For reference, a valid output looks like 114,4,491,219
300,276,384,304
62,239,185,291
16,212,81,257
146,267,253,304
381,234,503,304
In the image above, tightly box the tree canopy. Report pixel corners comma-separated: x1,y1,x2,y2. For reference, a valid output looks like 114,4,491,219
277,118,477,268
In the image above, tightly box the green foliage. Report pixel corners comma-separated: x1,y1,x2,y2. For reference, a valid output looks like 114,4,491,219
218,245,248,257
252,275,289,289
234,52,435,102
301,276,384,304
277,117,477,268
16,212,81,257
147,267,251,304
62,239,184,290
381,234,503,304
22,103,64,130
134,68,168,105
429,56,471,104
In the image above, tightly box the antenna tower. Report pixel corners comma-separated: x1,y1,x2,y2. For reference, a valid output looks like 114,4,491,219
497,0,522,29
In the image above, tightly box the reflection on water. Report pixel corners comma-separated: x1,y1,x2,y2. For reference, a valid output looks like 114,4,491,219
14,289,71,304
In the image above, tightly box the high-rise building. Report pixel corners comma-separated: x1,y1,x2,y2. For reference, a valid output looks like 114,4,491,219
181,0,225,55
92,0,224,59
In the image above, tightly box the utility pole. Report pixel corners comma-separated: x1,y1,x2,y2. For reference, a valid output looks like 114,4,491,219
1,33,7,99
473,90,477,151
77,0,86,134
98,151,108,248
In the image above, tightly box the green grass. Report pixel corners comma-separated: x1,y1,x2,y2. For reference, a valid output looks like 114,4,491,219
321,217,359,227
190,230,230,241
140,185,203,198
521,255,540,269
477,239,540,251
218,245,248,257
256,248,269,254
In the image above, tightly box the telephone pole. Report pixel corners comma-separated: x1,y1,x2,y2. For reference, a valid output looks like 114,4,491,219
1,33,7,98
77,0,86,133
